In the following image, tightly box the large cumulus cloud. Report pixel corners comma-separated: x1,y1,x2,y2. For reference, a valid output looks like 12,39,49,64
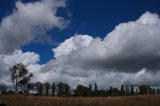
59,12,160,73
1,8,160,89
52,12,160,73
102,12,160,72
38,12,160,88
0,0,68,54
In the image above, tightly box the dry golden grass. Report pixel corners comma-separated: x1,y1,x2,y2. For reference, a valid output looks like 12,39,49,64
0,95,160,106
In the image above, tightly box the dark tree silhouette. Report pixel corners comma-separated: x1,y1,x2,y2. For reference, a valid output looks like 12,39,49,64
36,82,43,96
108,87,113,96
51,82,56,96
121,85,125,96
125,86,129,96
10,63,32,94
130,85,135,95
157,89,160,94
112,88,121,96
138,85,150,95
57,82,70,96
74,85,89,96
44,82,50,96
94,83,98,96
97,90,106,97
0,83,7,94
65,83,70,96
135,88,139,95
89,83,92,96
18,73,33,94
8,66,160,97
57,82,63,96
26,83,34,95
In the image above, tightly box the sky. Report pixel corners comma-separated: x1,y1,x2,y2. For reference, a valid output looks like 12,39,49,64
0,0,160,89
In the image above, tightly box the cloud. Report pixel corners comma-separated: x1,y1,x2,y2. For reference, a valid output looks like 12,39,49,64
53,34,93,58
38,12,160,88
1,11,160,89
101,11,160,72
51,11,160,73
0,50,40,84
122,68,160,86
2,50,40,65
0,0,68,54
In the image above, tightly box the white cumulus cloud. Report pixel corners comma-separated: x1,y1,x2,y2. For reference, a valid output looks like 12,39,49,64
0,0,68,54
37,12,160,88
1,11,160,89
53,34,93,58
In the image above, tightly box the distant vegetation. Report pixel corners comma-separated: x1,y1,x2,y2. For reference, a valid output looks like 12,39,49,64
1,63,160,106
0,63,160,97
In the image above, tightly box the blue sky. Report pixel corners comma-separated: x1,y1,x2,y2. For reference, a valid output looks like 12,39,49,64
0,0,160,64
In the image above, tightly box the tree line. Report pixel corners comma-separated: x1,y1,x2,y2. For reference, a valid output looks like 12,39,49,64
1,63,160,97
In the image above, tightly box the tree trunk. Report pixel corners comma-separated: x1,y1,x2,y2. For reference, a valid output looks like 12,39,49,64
16,78,18,94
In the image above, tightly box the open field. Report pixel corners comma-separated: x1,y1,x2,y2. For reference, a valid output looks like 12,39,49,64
0,95,160,106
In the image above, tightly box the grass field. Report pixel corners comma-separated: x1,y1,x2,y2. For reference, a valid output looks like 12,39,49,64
0,95,160,106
